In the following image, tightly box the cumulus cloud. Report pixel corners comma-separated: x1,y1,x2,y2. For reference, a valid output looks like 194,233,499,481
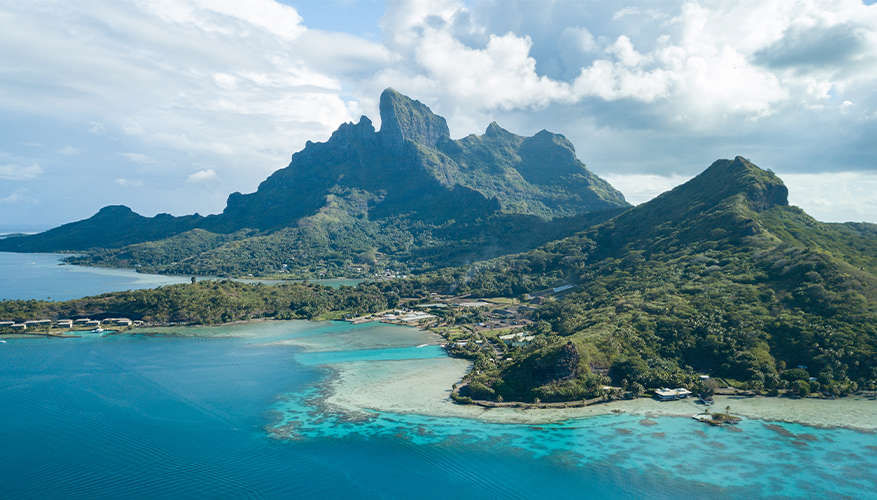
781,171,877,223
370,0,876,124
58,145,79,155
187,168,221,184
2,0,876,224
0,163,43,180
0,0,383,187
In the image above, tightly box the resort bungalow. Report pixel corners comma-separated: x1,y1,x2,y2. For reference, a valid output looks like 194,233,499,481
85,320,101,327
655,388,693,401
56,320,73,328
10,323,26,331
498,332,535,347
113,318,133,326
0,321,13,327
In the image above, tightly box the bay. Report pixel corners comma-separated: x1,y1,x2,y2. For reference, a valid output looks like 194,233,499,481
0,252,364,302
0,252,191,301
1,321,875,499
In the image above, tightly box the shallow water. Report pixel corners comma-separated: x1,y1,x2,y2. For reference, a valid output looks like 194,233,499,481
0,252,368,302
1,321,875,499
0,252,191,301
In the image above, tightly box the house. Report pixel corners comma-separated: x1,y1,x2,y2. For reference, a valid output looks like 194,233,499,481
56,320,73,328
655,388,693,400
113,318,133,326
10,323,26,330
398,312,435,323
498,332,535,347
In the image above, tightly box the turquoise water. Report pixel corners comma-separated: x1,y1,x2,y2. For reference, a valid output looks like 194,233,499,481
0,252,366,302
1,321,875,499
0,252,191,301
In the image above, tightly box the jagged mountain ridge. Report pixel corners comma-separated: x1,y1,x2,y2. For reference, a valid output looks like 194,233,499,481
0,89,628,275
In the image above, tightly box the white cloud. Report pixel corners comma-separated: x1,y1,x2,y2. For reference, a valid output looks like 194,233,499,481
0,163,44,180
1,189,37,204
120,153,158,164
88,122,107,135
1,0,876,225
187,168,221,184
115,179,144,188
600,173,693,206
781,171,877,223
58,145,80,155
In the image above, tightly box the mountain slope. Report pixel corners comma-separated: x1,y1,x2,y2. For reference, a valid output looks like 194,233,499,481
0,89,627,276
401,157,877,402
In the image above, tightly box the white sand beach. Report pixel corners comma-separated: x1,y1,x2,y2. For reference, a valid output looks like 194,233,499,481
323,356,877,430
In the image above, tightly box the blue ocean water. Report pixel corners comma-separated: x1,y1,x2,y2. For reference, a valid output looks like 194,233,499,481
1,321,875,499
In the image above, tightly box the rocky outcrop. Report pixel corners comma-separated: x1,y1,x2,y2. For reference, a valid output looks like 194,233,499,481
554,341,580,380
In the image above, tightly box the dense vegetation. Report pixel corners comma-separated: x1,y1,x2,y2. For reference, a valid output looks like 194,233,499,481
380,158,877,402
0,280,392,325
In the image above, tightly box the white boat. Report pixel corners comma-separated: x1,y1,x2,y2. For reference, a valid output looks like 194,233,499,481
91,327,104,333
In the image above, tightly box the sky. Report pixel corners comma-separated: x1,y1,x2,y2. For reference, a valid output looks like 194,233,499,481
1,0,876,232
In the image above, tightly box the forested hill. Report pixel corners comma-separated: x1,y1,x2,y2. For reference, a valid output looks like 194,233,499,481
0,89,628,276
399,157,877,402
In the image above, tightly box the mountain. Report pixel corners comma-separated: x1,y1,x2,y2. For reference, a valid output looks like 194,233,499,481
0,89,628,275
408,157,877,402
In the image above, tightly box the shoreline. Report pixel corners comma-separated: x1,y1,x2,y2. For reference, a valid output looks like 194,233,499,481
316,352,877,432
5,318,875,432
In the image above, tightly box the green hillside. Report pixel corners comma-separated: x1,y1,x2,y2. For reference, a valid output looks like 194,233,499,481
395,157,877,402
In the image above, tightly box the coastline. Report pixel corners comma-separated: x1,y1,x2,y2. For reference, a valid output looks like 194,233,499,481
7,317,875,432
318,353,877,431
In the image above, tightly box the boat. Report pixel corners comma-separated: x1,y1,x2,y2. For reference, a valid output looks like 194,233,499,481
91,327,104,333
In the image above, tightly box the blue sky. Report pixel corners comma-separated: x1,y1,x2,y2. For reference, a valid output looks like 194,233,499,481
2,0,876,231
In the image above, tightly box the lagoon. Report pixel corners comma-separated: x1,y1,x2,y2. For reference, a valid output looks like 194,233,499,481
2,320,875,499
0,252,365,302
0,252,192,301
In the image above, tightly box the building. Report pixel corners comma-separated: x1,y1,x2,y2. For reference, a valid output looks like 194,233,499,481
655,388,693,401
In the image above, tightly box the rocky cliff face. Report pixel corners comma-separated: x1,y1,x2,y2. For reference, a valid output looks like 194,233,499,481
208,87,627,231
378,88,450,149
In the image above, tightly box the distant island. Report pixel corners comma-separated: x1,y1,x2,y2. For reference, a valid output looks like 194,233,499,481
2,90,876,406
